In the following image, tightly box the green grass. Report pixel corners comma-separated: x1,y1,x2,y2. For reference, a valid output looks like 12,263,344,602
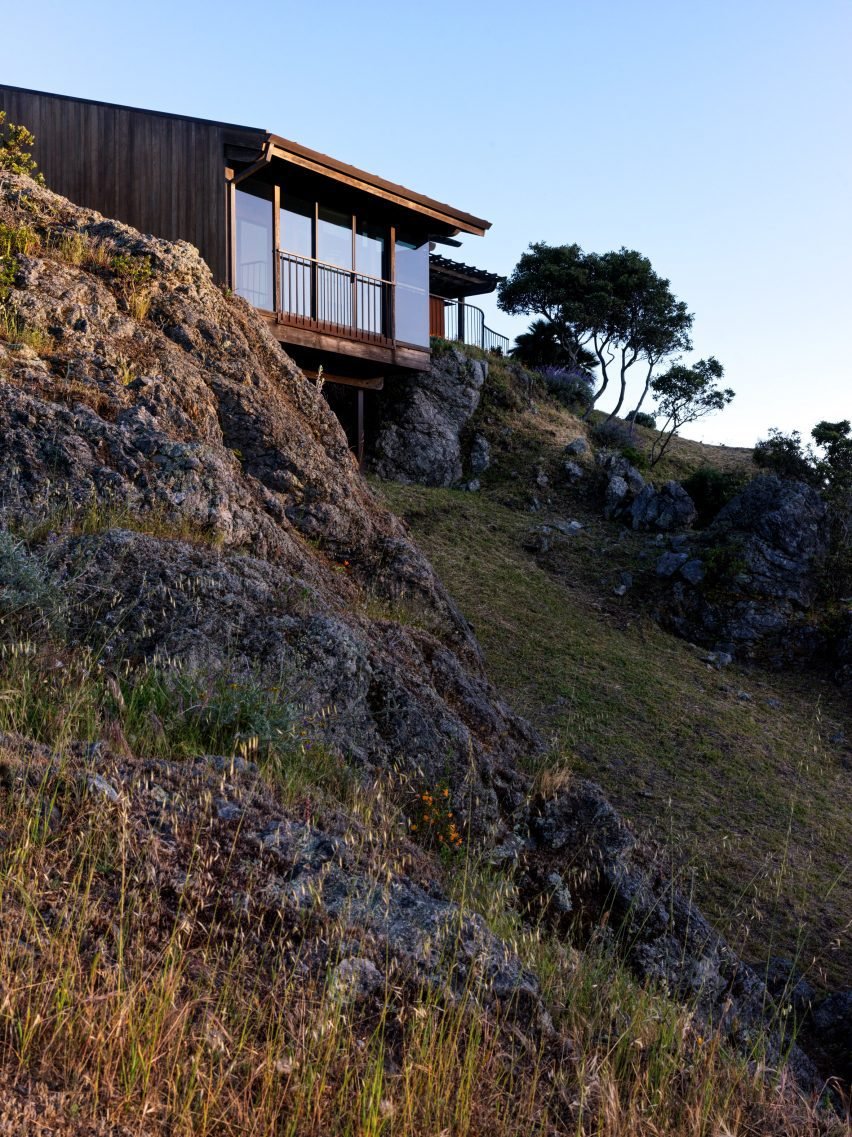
373,480,852,991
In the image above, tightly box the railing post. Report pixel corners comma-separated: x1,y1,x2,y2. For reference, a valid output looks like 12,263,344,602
457,298,466,344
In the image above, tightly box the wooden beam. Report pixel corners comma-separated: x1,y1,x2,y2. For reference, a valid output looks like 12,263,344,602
303,370,384,391
262,316,431,371
230,141,273,186
357,389,365,469
272,183,281,314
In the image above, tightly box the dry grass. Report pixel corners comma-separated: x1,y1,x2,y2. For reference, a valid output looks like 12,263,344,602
0,525,844,1134
372,478,852,992
0,727,840,1137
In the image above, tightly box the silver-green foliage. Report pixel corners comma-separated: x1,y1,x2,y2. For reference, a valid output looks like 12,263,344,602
0,530,65,637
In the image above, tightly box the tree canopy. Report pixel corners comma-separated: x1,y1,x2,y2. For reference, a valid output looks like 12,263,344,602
498,242,693,421
649,357,734,467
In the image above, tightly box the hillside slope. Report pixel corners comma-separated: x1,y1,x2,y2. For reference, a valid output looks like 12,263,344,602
0,171,848,1134
375,363,852,992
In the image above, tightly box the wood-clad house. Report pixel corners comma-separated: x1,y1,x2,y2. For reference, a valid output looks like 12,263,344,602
0,84,508,460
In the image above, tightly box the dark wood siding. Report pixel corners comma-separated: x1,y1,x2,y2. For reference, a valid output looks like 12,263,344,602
0,86,264,283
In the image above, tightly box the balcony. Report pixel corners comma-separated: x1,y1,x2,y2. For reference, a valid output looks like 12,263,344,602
277,251,394,344
429,296,509,354
238,253,509,359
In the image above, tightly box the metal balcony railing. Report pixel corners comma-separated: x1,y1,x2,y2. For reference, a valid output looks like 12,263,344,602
277,252,392,342
429,296,509,355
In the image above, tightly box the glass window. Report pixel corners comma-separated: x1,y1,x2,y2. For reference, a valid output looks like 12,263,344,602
394,233,429,346
356,221,386,335
281,196,313,258
235,188,273,310
317,206,352,326
281,196,313,318
317,206,352,269
356,220,385,279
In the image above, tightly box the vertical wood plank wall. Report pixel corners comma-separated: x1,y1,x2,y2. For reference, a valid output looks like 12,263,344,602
0,86,263,284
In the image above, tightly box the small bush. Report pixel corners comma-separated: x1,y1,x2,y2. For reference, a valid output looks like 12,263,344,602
627,410,656,430
0,531,65,638
0,111,44,181
539,366,595,412
682,466,751,528
110,251,153,320
589,419,649,468
753,428,817,483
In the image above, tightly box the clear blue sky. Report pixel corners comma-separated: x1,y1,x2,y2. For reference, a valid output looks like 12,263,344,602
3,0,850,446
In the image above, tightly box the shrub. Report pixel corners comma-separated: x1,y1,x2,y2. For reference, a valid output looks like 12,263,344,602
540,366,595,412
753,428,817,483
0,111,44,181
588,421,649,468
110,251,154,320
682,466,751,528
627,410,656,430
0,530,65,638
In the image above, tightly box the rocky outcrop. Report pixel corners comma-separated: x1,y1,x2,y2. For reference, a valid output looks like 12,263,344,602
659,476,830,664
509,781,820,1089
0,173,534,829
369,347,487,486
598,453,696,532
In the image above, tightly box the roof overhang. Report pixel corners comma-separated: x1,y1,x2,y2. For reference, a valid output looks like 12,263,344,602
429,254,502,298
267,136,489,237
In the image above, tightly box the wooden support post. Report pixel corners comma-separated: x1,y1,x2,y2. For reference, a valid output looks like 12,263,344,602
272,183,281,315
357,389,365,469
457,298,466,344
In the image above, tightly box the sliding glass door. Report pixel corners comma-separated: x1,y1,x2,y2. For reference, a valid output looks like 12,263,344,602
235,187,274,310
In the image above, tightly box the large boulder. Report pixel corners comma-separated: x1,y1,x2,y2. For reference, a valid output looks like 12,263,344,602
598,452,696,532
512,781,821,1089
629,481,697,531
0,173,536,831
659,476,831,664
369,348,488,486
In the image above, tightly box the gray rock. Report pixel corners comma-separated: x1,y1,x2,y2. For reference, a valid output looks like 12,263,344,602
604,476,630,518
562,460,584,482
564,437,588,456
659,477,831,665
522,527,552,554
329,957,385,1001
469,433,491,476
702,651,733,668
679,558,705,584
630,482,697,532
656,551,689,577
85,772,121,803
551,519,583,535
370,349,487,487
516,781,819,1091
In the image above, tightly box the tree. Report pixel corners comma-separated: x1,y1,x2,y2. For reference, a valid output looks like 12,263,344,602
648,357,734,467
498,243,599,371
0,112,43,181
497,242,693,422
811,420,852,491
753,428,818,482
510,317,597,372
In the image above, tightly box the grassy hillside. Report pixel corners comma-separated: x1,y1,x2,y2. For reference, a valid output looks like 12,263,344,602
373,365,852,992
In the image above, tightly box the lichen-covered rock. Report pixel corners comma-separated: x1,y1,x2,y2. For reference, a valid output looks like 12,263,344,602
659,476,831,665
515,781,820,1090
369,348,487,486
0,173,536,829
629,481,697,532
